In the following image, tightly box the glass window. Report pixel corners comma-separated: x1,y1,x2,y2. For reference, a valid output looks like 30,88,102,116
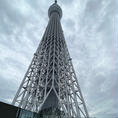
17,109,38,118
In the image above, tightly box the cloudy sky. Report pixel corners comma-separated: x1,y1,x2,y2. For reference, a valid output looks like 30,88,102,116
0,0,117,118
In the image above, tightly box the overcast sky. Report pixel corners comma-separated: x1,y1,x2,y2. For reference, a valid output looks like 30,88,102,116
0,0,117,118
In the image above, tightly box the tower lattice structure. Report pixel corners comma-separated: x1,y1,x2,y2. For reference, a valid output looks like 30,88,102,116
12,1,89,118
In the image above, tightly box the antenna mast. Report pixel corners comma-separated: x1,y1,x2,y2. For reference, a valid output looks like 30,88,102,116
55,0,57,3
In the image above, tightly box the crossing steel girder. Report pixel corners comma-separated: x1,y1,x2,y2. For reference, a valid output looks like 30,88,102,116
12,2,89,118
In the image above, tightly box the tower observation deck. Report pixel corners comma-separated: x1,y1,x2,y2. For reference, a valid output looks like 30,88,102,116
12,1,89,118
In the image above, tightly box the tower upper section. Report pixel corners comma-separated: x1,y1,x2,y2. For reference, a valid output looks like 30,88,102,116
48,2,62,19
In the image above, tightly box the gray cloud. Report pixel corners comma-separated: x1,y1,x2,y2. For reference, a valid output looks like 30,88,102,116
0,0,117,118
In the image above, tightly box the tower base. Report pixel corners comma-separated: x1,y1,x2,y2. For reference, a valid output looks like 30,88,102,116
39,107,65,118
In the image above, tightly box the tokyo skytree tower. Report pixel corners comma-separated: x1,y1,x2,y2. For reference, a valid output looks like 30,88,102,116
12,1,89,118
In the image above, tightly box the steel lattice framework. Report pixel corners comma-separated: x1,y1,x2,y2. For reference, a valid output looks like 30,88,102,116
12,1,89,118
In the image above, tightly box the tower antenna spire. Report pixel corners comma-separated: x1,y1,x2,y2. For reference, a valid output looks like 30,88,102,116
55,0,57,3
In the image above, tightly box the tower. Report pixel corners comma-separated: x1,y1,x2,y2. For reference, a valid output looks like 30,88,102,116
12,1,89,118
